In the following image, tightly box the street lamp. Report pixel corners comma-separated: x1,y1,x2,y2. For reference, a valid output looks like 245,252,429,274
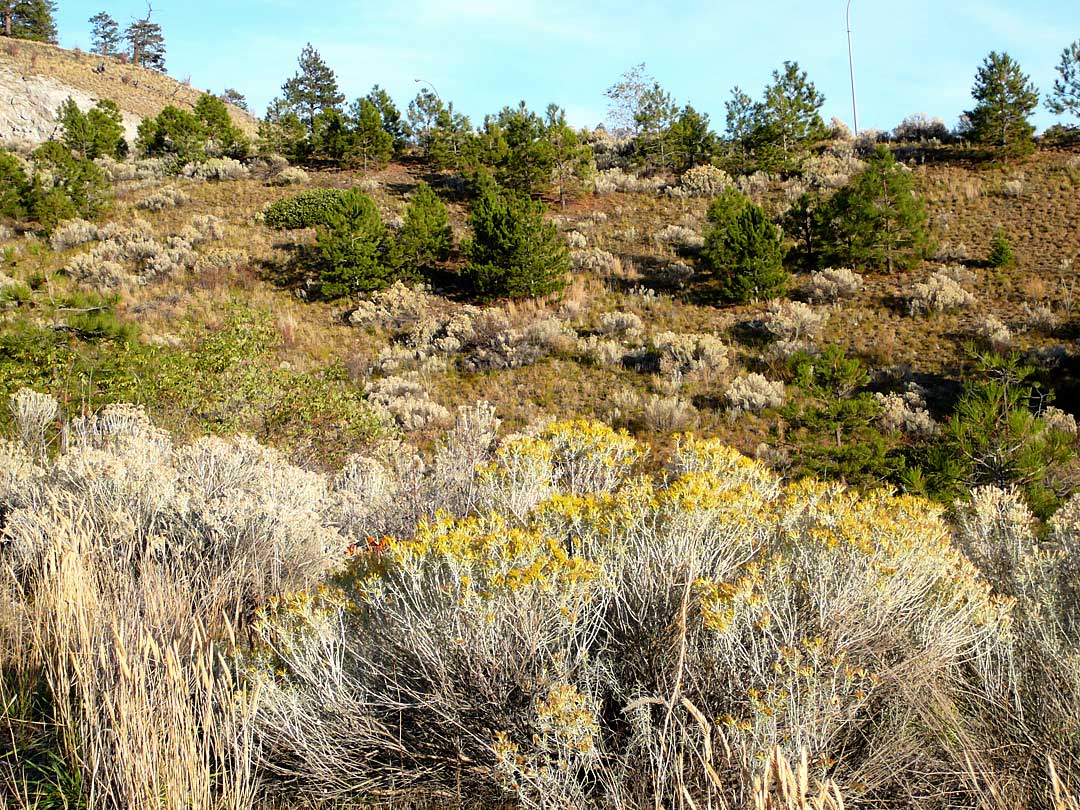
846,0,860,136
413,77,441,105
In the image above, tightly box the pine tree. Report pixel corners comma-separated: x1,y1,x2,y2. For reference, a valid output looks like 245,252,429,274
280,43,344,135
987,228,1016,268
89,11,122,56
1048,40,1080,121
57,97,126,159
965,51,1039,155
349,99,393,171
2,0,57,42
312,109,353,162
125,9,166,72
317,189,393,298
496,101,555,194
466,177,568,300
668,104,717,173
0,151,29,220
194,93,246,158
391,183,453,277
633,82,677,170
825,146,931,273
546,104,593,208
759,61,826,167
700,188,787,304
363,85,407,153
220,88,249,112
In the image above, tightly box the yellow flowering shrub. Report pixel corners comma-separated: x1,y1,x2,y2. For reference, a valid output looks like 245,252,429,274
249,420,1020,807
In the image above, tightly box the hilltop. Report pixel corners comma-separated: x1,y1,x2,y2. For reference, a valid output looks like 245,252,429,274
0,39,255,145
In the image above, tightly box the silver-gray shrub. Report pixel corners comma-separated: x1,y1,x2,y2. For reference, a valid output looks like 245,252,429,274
908,268,976,315
725,373,786,415
135,186,189,211
50,218,99,252
805,267,862,303
181,158,249,182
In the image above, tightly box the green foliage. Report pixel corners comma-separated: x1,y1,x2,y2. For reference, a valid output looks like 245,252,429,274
700,188,787,304
88,10,120,56
0,307,383,459
1,0,56,42
822,146,932,272
263,187,347,230
25,142,110,231
193,93,248,158
987,228,1016,268
789,345,871,399
965,51,1039,155
632,82,678,170
220,88,249,112
279,43,344,134
781,191,830,269
88,10,121,56
57,97,127,160
350,98,394,170
316,189,393,298
0,151,29,221
1048,40,1080,121
667,104,717,173
259,101,310,161
724,62,825,172
908,352,1075,516
362,85,407,153
391,183,453,278
545,105,593,207
406,90,475,172
465,178,569,300
136,106,207,165
123,14,165,72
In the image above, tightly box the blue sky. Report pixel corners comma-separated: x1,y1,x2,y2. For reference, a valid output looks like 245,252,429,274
56,1,1079,133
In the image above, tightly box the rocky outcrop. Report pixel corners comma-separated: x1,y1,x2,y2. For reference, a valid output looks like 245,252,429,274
0,62,143,146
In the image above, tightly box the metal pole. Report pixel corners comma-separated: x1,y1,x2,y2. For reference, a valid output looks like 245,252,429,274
413,77,441,105
846,0,859,136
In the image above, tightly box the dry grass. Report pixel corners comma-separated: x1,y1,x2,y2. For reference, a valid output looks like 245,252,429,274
0,38,256,132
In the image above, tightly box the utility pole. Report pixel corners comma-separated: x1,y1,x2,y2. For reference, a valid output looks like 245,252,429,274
846,0,860,136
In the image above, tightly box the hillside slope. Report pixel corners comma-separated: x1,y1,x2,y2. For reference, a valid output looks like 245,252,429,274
0,39,257,146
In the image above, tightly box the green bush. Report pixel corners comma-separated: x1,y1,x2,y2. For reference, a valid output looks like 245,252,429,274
823,146,932,273
24,142,110,232
57,97,127,160
988,228,1016,268
465,179,568,300
136,106,208,165
391,183,453,277
264,188,348,230
316,189,393,298
193,93,249,159
904,352,1075,517
700,188,787,304
0,152,29,221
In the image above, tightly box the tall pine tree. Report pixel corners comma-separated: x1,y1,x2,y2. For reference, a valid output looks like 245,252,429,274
2,0,57,42
965,51,1039,155
1048,40,1080,122
89,12,122,57
280,44,344,136
825,146,931,273
125,8,166,72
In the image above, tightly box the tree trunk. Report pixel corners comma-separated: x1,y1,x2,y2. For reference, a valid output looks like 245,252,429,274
4,12,11,37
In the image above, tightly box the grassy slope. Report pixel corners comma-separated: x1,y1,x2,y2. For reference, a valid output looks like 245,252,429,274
0,38,256,133
2,145,1079,471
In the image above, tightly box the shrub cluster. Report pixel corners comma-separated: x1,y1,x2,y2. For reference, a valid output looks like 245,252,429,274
0,143,110,232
